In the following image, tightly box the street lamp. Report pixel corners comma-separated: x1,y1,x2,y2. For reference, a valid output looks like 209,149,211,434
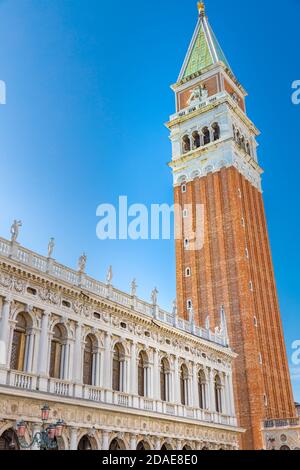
16,404,65,450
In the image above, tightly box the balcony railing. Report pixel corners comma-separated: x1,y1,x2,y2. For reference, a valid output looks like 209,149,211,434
3,370,237,428
263,418,300,429
0,236,228,348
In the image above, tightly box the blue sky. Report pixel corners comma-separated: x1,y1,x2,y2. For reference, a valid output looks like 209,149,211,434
0,0,299,401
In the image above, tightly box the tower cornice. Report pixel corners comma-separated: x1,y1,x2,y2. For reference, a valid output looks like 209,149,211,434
165,93,260,137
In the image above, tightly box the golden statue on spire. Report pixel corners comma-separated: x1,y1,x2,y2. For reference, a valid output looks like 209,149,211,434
197,1,205,16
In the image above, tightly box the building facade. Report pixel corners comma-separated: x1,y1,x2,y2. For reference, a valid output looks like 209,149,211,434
167,3,297,449
0,235,241,450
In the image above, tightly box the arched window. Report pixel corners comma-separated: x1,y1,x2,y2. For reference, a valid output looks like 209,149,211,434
192,131,200,149
138,351,148,397
109,438,126,450
49,324,67,379
78,435,92,451
112,343,125,392
160,358,170,402
183,444,192,450
198,370,207,410
241,136,246,151
10,313,30,372
212,122,220,141
180,364,189,406
202,127,210,145
215,375,222,413
232,125,236,141
137,440,151,450
236,130,241,146
185,267,191,277
161,442,173,450
0,429,20,450
83,334,97,386
182,135,191,153
246,142,251,155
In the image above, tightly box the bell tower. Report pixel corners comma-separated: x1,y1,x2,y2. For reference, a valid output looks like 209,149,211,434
167,2,296,449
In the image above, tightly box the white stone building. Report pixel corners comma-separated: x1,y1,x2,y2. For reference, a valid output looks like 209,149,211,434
0,235,241,450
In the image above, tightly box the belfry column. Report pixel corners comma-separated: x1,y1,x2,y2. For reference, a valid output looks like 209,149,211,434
0,297,12,371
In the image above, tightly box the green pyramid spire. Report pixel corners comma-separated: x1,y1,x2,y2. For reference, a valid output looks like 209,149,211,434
179,5,232,82
182,22,213,79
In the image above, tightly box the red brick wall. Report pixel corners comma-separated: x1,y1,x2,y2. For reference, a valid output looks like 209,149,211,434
174,166,295,449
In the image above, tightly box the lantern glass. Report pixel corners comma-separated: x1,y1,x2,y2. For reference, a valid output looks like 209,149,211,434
41,405,50,421
55,421,63,437
48,426,56,440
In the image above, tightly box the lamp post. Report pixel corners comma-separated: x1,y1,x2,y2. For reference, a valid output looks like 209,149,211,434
16,405,64,450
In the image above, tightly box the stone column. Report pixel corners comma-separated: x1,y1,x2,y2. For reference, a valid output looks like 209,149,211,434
25,328,36,373
130,342,137,395
192,364,199,408
102,430,110,450
0,298,12,367
103,333,112,401
153,437,161,451
37,311,50,376
208,369,215,412
72,323,83,397
70,427,78,450
130,434,137,450
94,348,101,387
173,357,180,404
153,349,160,400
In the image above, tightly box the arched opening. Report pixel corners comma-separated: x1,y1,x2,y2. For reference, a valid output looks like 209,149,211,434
214,375,222,413
0,429,20,450
83,334,97,386
112,343,125,392
183,444,192,451
240,135,246,151
10,313,32,372
192,131,200,149
202,127,210,145
138,351,148,397
49,324,67,379
198,370,207,410
137,440,151,450
182,135,191,153
109,438,126,450
161,442,173,450
160,358,170,402
236,130,241,146
280,445,291,451
212,122,220,141
246,142,251,156
78,435,92,451
202,446,209,451
180,364,189,406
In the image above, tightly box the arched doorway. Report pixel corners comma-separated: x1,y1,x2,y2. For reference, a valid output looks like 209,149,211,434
78,435,92,451
137,440,151,450
109,438,126,450
161,442,173,451
280,445,291,450
0,429,20,450
183,444,192,451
